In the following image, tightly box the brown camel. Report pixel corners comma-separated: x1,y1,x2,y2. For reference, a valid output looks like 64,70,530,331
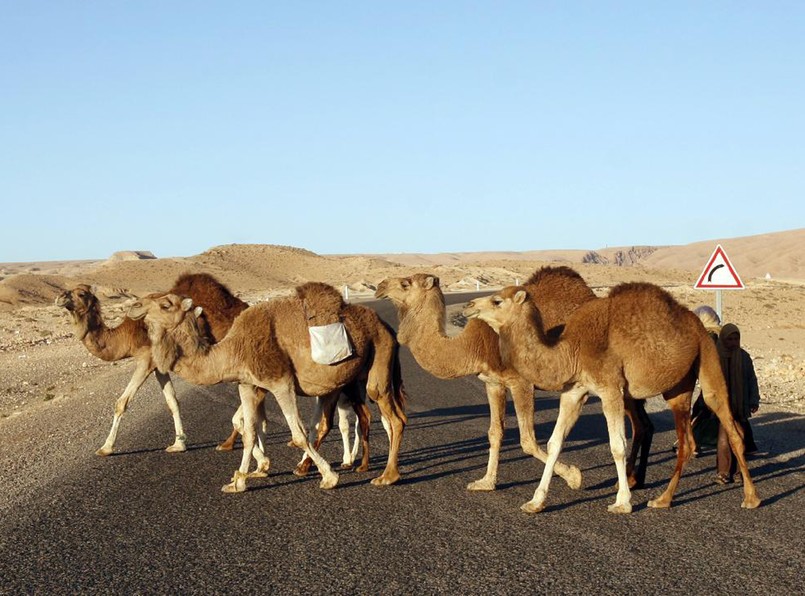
57,276,369,470
375,267,612,491
56,274,259,456
463,282,761,513
127,282,407,492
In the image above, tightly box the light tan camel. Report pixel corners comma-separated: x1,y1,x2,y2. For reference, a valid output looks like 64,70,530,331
56,274,263,459
375,267,602,491
463,282,761,513
127,282,407,493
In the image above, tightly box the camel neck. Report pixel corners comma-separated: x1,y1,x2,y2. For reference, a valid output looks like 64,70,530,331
152,318,237,385
500,313,576,391
73,307,126,361
397,293,491,379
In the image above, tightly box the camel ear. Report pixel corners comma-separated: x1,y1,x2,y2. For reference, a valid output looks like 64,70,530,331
424,276,439,289
514,290,527,305
193,306,203,318
128,302,146,320
181,298,194,312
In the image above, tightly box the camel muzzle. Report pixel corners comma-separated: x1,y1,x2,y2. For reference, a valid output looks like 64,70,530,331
55,294,73,310
462,302,480,319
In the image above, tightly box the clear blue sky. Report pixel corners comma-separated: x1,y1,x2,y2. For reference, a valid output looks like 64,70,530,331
2,2,803,262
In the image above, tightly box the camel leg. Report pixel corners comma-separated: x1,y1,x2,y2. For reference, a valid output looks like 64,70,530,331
467,382,505,491
354,399,371,473
510,379,583,490
337,381,370,470
337,397,354,468
216,402,241,451
222,384,262,493
366,384,405,486
702,391,761,509
250,387,270,477
154,371,188,453
96,359,155,456
595,390,632,514
217,426,239,451
293,395,324,476
624,396,653,489
273,379,338,489
522,385,588,513
648,392,694,508
295,393,338,477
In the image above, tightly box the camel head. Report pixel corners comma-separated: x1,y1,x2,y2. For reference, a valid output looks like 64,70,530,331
56,284,99,315
462,286,530,333
127,293,207,372
375,274,441,309
129,294,201,331
128,293,202,333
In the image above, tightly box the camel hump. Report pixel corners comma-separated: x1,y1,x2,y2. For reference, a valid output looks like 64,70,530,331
525,265,586,286
296,282,346,326
170,273,246,311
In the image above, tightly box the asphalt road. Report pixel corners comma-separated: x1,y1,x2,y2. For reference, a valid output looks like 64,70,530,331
1,295,803,595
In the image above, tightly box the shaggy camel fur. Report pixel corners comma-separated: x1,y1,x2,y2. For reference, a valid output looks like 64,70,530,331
128,282,407,492
56,274,259,457
464,282,761,513
376,267,606,491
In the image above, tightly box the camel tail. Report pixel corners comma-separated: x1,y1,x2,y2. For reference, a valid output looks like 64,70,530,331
696,331,729,407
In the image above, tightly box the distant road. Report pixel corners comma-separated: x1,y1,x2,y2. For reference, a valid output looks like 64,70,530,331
1,295,803,594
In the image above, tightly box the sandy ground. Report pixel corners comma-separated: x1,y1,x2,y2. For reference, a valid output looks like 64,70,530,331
1,240,804,424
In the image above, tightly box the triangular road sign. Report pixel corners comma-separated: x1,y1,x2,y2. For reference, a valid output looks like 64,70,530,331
694,244,745,290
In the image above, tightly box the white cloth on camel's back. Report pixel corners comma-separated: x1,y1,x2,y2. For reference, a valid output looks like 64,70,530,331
309,322,353,365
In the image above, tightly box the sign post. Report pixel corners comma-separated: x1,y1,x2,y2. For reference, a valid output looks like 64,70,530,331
693,244,745,321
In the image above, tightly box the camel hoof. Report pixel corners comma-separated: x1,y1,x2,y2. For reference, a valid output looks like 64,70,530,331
165,442,187,453
340,463,354,470
647,497,671,509
564,466,583,490
466,478,496,492
247,471,268,479
293,466,309,477
520,500,545,514
356,463,369,473
741,496,761,509
215,443,234,452
221,482,245,493
319,472,339,489
221,471,248,493
95,446,113,457
607,502,633,514
371,472,400,486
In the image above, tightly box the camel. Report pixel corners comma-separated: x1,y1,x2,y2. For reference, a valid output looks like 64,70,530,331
56,274,257,456
377,267,606,491
463,281,761,513
127,282,407,492
57,276,369,471
376,268,654,491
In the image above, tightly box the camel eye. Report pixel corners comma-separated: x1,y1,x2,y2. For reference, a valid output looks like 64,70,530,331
492,297,503,307
160,302,171,310
401,280,411,290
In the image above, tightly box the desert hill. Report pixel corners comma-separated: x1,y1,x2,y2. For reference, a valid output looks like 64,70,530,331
0,229,803,418
373,228,804,282
0,229,802,310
